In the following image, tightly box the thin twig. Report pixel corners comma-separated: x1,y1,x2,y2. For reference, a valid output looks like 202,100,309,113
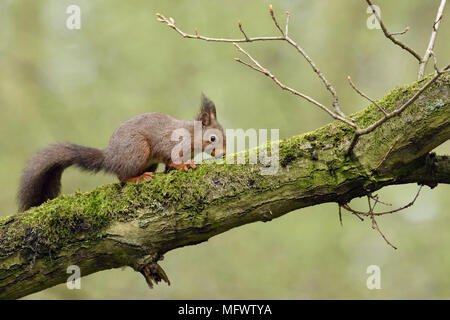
158,5,447,159
238,21,249,41
347,76,388,116
285,36,345,117
344,0,449,154
234,57,263,73
232,43,357,128
389,26,409,36
347,55,446,156
372,186,422,216
370,214,398,249
269,5,344,117
233,43,266,71
369,194,392,207
285,11,290,37
342,194,398,251
365,0,422,62
429,50,440,74
366,196,396,249
342,186,422,217
338,204,343,227
156,13,284,42
341,187,422,250
347,66,448,155
418,0,447,79
358,68,447,135
156,7,346,118
341,204,364,221
269,4,285,36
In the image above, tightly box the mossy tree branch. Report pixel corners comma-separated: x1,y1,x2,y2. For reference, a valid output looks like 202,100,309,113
0,74,449,299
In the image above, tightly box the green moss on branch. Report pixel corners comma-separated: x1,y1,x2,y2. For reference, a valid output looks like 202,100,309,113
0,74,449,299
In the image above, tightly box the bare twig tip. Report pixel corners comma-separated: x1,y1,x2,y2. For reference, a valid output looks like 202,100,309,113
269,4,273,13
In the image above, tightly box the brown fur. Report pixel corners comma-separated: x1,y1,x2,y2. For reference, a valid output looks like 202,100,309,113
17,94,225,211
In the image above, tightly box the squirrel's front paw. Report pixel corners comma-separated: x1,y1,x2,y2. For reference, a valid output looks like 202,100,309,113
168,160,197,172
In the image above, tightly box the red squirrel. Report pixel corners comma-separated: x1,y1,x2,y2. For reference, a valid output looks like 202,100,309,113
18,94,225,212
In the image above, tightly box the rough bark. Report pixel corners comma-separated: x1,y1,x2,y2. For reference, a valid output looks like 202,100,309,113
0,74,449,299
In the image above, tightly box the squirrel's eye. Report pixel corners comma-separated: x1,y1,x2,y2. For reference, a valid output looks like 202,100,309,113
210,135,216,142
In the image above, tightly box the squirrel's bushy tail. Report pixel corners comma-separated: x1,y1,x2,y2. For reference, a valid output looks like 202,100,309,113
18,143,105,212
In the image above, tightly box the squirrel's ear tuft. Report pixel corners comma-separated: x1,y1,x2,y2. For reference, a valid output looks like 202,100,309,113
200,93,217,120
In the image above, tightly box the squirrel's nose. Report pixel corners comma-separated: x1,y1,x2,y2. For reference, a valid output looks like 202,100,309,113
213,149,225,158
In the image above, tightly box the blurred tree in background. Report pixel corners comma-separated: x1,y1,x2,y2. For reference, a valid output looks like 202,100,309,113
0,0,449,299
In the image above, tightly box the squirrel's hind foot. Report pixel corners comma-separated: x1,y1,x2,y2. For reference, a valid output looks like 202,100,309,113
125,172,154,184
167,160,197,172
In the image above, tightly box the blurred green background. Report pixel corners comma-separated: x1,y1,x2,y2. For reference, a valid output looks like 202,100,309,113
1,0,449,299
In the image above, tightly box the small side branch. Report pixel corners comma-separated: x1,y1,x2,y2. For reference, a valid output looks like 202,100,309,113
390,26,409,36
158,5,449,159
347,76,388,116
365,0,422,62
358,65,449,135
347,67,448,155
371,187,422,217
232,43,356,128
429,51,440,74
341,187,423,249
156,13,284,42
418,0,447,79
156,6,346,118
238,21,249,41
368,196,397,249
370,214,398,249
342,187,422,218
285,11,290,37
269,5,285,36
